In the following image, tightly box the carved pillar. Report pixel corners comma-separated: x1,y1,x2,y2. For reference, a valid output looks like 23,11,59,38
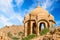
24,22,27,37
37,23,39,36
49,22,53,30
30,21,33,35
45,23,48,28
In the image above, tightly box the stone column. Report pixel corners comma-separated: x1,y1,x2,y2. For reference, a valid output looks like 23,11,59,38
30,21,33,35
37,23,39,36
24,22,27,37
49,22,53,30
49,22,51,28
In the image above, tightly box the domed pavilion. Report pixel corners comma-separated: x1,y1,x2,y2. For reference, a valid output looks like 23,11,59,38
23,4,55,37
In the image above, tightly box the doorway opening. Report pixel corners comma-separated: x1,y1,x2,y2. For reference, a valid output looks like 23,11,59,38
32,22,36,34
27,22,30,35
39,22,46,31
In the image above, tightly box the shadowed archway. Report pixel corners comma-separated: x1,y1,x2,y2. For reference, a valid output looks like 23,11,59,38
32,22,36,34
39,22,46,32
27,22,30,35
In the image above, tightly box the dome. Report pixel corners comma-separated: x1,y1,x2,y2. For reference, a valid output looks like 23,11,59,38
30,6,49,16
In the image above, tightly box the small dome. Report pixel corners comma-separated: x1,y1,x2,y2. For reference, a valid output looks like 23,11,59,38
30,6,49,16
49,14,54,20
56,26,60,30
25,14,30,20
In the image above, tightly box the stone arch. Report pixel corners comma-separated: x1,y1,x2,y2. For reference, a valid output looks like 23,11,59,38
38,19,50,28
38,19,50,32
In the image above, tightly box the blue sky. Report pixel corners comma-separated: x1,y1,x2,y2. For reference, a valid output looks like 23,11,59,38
0,0,60,28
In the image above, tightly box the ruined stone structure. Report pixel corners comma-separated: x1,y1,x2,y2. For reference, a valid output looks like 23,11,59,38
24,4,55,37
0,25,24,40
42,26,60,40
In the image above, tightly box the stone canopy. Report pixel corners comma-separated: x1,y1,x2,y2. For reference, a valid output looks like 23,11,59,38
24,5,55,37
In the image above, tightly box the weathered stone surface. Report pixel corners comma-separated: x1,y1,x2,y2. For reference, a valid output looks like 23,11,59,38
0,25,24,40
42,26,60,40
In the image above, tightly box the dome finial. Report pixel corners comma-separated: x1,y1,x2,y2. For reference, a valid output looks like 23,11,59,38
37,1,40,8
38,1,40,6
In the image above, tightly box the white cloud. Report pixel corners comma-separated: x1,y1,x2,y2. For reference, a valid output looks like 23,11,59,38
16,14,23,22
41,0,54,11
0,13,23,28
0,15,13,28
0,15,8,23
0,0,24,28
41,0,58,11
31,0,55,12
15,0,23,6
